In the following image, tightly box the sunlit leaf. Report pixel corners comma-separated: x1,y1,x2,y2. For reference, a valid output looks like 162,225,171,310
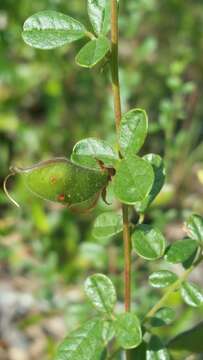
22,11,86,49
87,0,110,35
149,270,178,288
114,312,142,349
55,319,104,360
150,307,176,327
185,214,203,243
113,155,154,205
165,239,198,264
132,225,166,260
84,273,117,314
71,137,118,170
92,212,123,239
180,281,203,307
76,36,110,68
119,108,148,156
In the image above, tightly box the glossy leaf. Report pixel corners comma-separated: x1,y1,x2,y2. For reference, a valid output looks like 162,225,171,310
150,307,176,327
114,312,142,349
22,11,86,49
146,336,170,360
119,109,148,156
55,319,104,360
92,212,123,239
185,214,203,243
168,321,203,353
84,273,117,314
113,155,154,205
132,225,166,260
180,281,203,307
87,0,110,35
76,36,110,68
71,137,118,170
165,239,198,264
149,270,178,288
135,154,166,213
11,158,108,207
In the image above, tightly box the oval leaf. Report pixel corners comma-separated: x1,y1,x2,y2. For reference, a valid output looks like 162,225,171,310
180,281,203,307
84,273,117,314
165,239,198,264
119,108,148,156
71,137,118,170
76,36,110,68
135,154,166,213
22,11,86,49
132,225,166,261
87,0,110,35
114,313,142,350
146,336,170,360
185,214,203,243
55,319,104,360
150,307,176,327
92,212,123,239
113,155,154,204
149,270,178,288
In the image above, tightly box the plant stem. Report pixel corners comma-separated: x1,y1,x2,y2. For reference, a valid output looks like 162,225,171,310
144,253,203,321
110,1,132,359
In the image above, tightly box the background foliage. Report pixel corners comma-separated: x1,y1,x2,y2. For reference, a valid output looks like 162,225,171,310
0,0,203,359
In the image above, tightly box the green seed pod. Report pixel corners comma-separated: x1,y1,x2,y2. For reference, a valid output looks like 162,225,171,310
4,157,109,210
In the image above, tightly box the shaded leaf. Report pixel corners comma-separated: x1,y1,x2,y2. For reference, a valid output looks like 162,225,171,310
113,155,154,205
55,319,104,360
132,225,166,260
185,214,203,243
22,11,86,49
84,273,117,314
168,321,203,353
131,342,147,359
165,239,198,264
146,336,170,360
76,37,110,68
71,137,118,170
149,270,178,288
119,108,148,156
135,154,166,213
180,281,203,307
114,312,142,349
87,0,110,35
150,307,176,327
92,212,123,239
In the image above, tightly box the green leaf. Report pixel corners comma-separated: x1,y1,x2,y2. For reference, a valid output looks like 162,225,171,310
84,273,117,314
113,155,154,205
92,212,123,239
55,319,104,360
76,36,110,68
131,342,147,359
146,336,170,360
114,312,142,349
180,281,203,307
71,137,118,170
185,214,203,243
102,320,115,344
22,11,86,50
132,225,166,261
150,307,176,327
135,154,166,213
168,321,203,353
87,0,110,35
119,109,148,156
165,239,198,264
149,270,178,288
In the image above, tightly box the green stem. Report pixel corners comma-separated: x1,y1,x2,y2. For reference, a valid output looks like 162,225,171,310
110,1,132,359
144,253,203,321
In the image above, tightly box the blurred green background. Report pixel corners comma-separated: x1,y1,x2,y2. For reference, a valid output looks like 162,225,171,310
0,1,203,359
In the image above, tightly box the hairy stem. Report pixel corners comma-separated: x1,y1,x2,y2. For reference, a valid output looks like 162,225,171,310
110,1,132,359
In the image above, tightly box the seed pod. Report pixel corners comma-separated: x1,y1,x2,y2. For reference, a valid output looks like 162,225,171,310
5,157,109,209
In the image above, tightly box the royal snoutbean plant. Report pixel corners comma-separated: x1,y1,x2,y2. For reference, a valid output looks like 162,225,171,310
4,2,203,360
